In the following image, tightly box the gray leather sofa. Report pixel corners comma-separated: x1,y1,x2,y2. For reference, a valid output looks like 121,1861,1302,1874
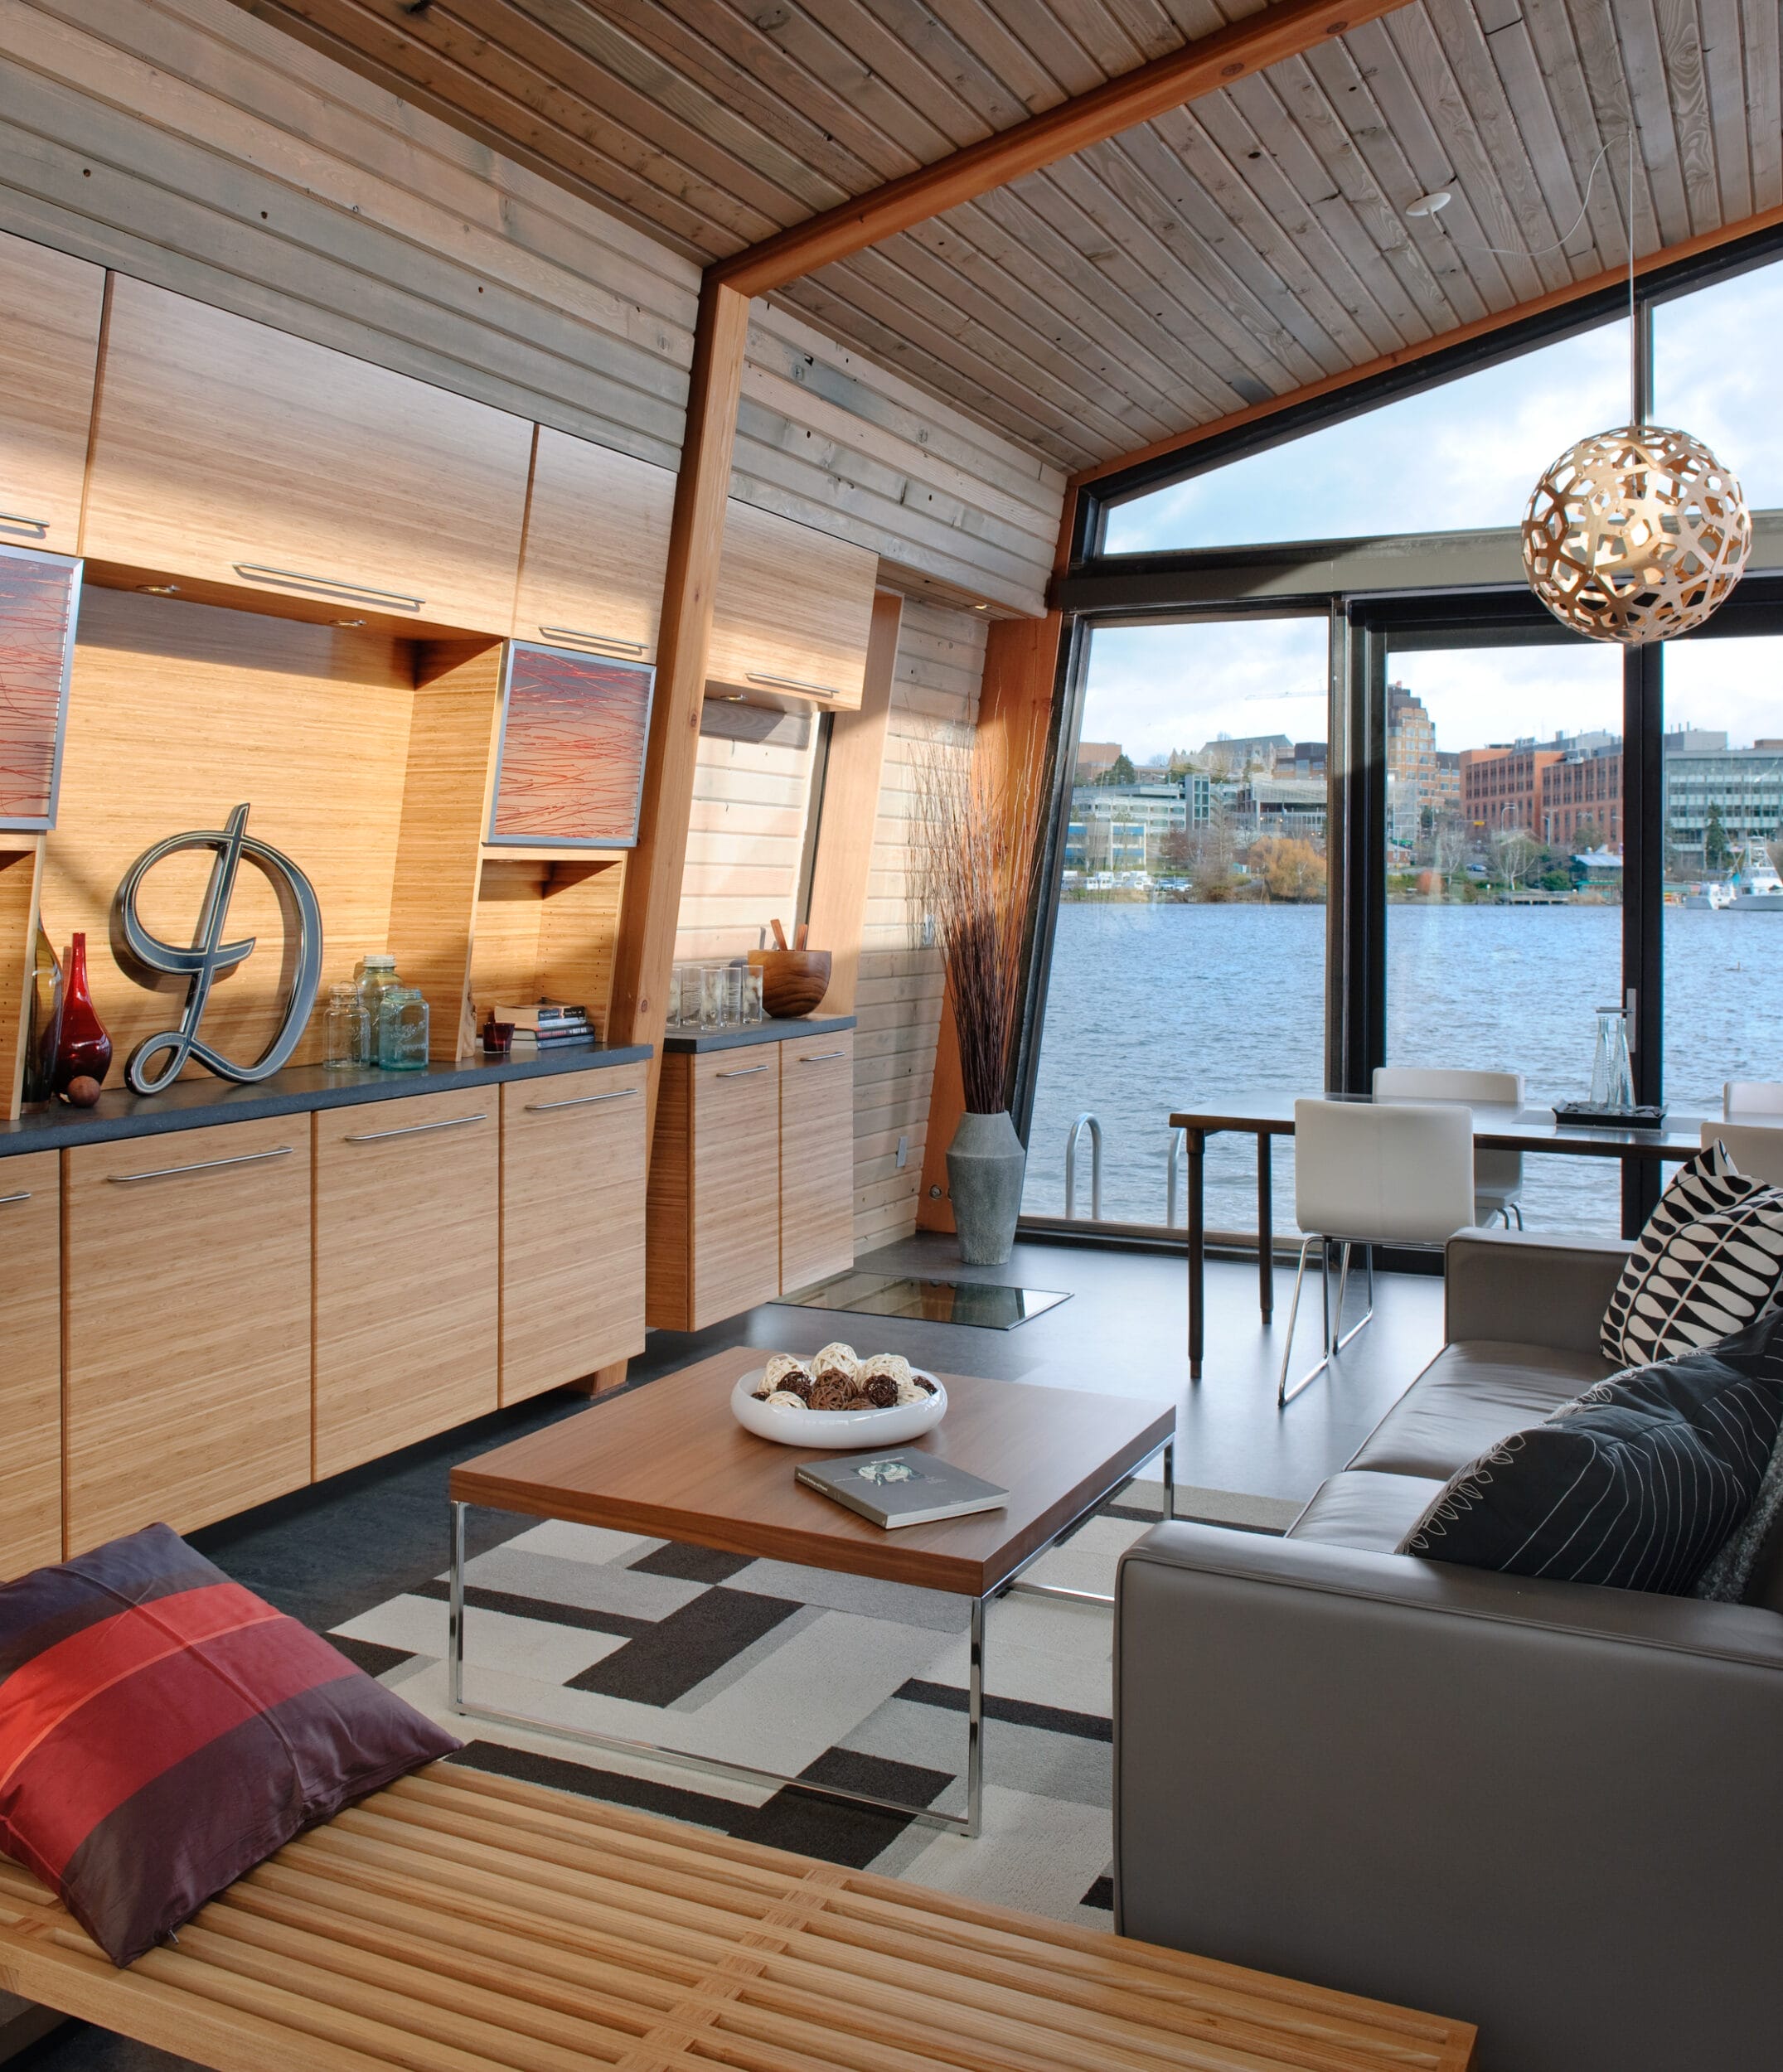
1115,1228,1783,2072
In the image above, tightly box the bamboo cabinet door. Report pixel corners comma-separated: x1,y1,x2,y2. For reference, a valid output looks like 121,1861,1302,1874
500,1064,647,1404
64,1119,311,1553
82,277,532,635
314,1091,498,1478
0,1153,61,1575
0,231,102,555
779,1033,855,1292
705,501,877,710
689,1049,782,1327
511,428,673,659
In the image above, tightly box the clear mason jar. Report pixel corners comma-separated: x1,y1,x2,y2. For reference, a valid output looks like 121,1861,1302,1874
377,985,430,1070
323,982,371,1068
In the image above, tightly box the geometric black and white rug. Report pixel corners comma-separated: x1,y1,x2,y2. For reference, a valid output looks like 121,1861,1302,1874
327,1474,1297,1931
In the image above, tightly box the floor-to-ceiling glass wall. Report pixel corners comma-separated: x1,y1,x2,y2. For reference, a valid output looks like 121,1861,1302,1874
1022,613,1329,1233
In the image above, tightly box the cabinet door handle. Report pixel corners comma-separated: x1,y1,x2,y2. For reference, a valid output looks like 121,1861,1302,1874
538,626,647,656
0,511,50,536
109,1146,295,1184
525,1087,640,1112
0,1189,31,1205
344,1113,487,1143
797,1050,847,1064
746,671,843,700
234,564,424,612
715,1063,770,1078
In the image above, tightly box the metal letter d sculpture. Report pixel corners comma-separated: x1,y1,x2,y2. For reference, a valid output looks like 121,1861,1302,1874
116,802,323,1095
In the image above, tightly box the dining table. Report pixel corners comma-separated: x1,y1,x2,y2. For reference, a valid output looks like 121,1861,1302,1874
1167,1092,1718,1378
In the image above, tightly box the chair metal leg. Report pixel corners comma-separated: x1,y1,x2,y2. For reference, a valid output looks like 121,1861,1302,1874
1277,1235,1332,1408
1510,1202,1524,1230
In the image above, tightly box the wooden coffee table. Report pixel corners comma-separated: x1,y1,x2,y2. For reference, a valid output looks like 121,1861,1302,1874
448,1346,1175,1835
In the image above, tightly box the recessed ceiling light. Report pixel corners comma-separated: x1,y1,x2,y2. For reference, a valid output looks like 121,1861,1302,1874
332,617,366,628
138,583,180,595
1406,190,1452,218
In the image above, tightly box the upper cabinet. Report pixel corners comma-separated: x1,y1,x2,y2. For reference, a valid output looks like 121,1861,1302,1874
513,427,674,660
82,278,532,636
0,231,104,557
706,500,877,710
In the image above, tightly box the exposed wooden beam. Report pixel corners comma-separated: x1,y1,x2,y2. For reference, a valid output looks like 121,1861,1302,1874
710,0,1413,300
805,590,904,1018
1071,201,1783,495
608,278,751,1123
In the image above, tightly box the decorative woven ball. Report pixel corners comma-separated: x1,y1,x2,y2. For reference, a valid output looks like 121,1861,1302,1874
1521,423,1750,644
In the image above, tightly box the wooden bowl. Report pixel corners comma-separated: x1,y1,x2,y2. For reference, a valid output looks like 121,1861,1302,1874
749,948,831,1018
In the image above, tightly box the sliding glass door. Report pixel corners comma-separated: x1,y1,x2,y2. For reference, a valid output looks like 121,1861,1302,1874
1021,612,1330,1235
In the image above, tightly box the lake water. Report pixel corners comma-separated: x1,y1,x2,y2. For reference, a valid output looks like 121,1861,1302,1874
1024,900,1783,1235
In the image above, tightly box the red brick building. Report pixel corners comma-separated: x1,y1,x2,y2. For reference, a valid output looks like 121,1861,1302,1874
1543,748,1623,850
1460,743,1563,836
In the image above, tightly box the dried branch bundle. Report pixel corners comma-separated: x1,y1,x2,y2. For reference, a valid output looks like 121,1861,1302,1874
914,741,1045,1115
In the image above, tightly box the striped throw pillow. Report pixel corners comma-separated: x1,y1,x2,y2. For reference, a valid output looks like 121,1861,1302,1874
1601,1140,1783,1367
1399,1308,1783,1591
0,1523,458,1965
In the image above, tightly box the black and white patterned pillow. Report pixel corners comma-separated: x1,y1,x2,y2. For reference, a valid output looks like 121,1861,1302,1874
1601,1141,1783,1368
1399,1310,1783,1593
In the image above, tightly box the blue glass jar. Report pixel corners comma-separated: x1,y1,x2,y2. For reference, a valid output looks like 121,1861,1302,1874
376,985,429,1071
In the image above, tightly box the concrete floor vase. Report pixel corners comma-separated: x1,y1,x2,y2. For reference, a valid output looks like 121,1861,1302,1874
947,1110,1027,1266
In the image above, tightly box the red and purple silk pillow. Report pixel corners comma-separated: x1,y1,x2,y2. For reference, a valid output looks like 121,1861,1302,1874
0,1523,458,1965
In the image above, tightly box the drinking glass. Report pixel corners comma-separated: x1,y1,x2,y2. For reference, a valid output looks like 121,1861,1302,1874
744,967,764,1023
699,963,725,1029
724,963,746,1024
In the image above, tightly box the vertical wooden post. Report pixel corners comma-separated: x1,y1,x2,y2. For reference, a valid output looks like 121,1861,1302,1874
608,280,752,1126
804,589,904,1015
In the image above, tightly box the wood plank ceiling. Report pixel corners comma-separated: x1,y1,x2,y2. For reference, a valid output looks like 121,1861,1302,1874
240,0,1783,476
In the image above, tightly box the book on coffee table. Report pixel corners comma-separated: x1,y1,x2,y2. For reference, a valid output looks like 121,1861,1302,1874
796,1450,1007,1529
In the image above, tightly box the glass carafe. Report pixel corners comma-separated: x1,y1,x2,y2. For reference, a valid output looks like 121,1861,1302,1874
1590,1007,1635,1110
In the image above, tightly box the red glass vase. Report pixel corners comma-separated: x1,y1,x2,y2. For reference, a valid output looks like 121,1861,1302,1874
52,933,112,1097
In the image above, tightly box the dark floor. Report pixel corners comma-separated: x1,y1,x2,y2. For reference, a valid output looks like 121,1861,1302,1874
13,1229,1443,2071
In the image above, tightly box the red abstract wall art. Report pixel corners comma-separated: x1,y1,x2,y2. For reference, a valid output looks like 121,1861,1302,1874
487,642,654,847
0,546,80,831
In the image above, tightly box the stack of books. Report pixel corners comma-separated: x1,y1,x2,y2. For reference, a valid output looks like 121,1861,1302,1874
495,1001,597,1051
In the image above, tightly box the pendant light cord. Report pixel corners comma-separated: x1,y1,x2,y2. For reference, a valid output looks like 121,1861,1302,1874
1433,140,1612,259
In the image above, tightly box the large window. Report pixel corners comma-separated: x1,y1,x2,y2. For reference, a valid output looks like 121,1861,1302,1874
1654,254,1783,510
1024,615,1328,1232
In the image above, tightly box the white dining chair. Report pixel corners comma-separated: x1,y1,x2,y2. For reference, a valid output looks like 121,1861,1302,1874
1281,1098,1475,1407
1702,1119,1783,1188
1373,1066,1525,1227
1725,1082,1783,1119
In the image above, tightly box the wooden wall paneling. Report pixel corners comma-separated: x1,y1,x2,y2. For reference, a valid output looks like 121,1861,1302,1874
705,497,878,709
0,1150,61,1576
0,229,103,556
0,840,44,1119
512,428,675,657
63,1116,312,1551
779,1029,855,1291
804,591,902,1014
80,275,533,636
500,1062,648,1402
535,859,626,1038
44,592,415,1083
645,1051,693,1329
389,639,504,1061
468,859,549,1030
676,702,819,964
608,278,751,1113
313,1089,498,1477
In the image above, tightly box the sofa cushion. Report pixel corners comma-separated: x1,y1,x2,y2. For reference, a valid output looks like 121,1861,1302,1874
1398,1311,1783,1592
1287,1472,1451,1554
1347,1341,1614,1480
1601,1140,1783,1368
0,1524,459,1966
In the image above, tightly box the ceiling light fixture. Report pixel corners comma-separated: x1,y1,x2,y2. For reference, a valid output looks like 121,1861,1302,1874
332,617,366,628
1521,130,1749,644
1405,190,1451,217
138,583,180,595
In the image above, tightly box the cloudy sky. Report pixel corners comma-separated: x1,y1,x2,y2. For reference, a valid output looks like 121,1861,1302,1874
1083,254,1783,767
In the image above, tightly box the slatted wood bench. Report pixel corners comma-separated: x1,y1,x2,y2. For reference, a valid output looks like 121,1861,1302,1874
0,1762,1475,2072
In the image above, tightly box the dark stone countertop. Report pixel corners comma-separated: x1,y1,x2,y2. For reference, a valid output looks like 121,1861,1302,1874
661,1015,855,1054
0,1043,654,1158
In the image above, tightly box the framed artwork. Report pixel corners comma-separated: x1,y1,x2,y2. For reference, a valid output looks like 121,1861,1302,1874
0,543,80,832
487,641,655,848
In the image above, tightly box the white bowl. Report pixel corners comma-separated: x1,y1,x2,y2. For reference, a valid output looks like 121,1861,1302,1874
730,1368,947,1449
